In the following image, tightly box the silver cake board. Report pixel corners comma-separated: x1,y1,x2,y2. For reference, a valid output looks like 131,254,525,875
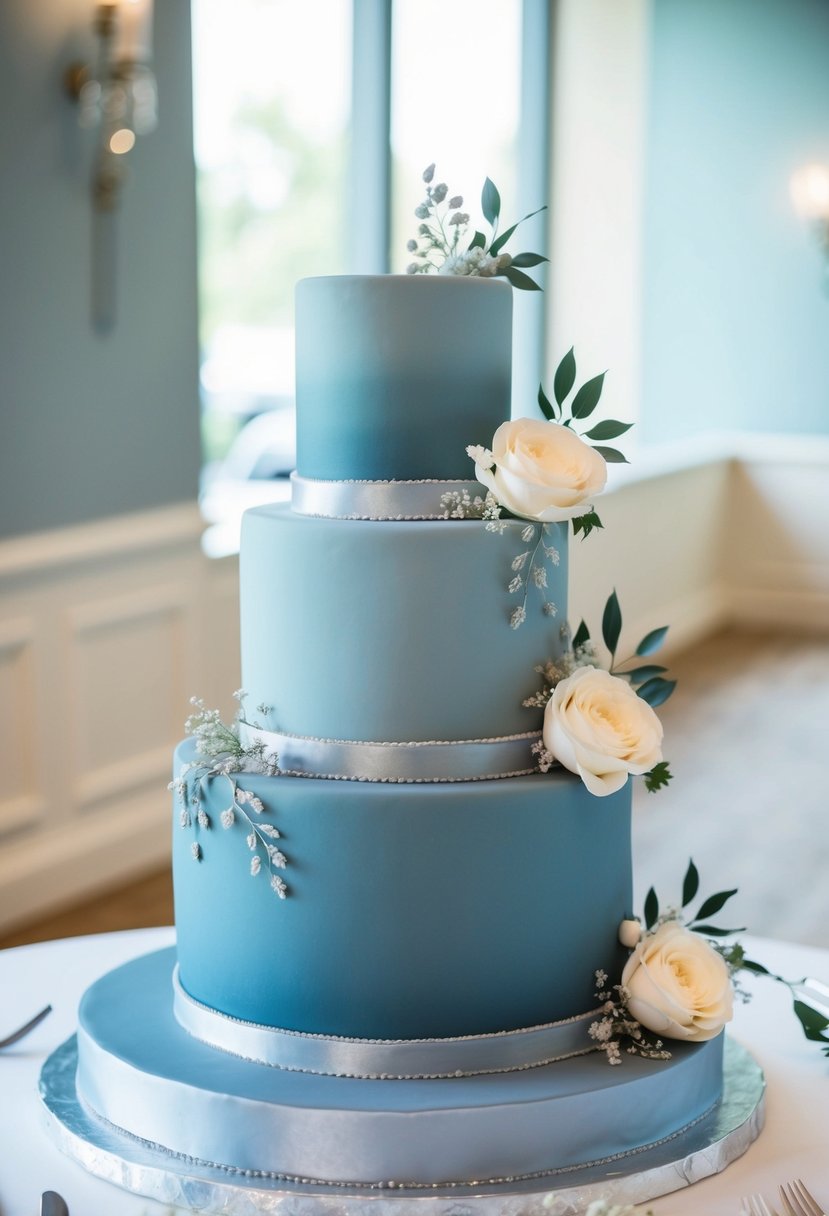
40,1035,764,1215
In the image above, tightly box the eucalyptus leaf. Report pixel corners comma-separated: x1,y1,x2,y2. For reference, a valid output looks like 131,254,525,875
572,619,590,650
636,677,677,707
537,384,556,422
510,252,548,268
644,761,672,792
692,924,746,937
469,230,487,251
694,888,738,921
489,204,547,256
503,266,543,291
644,887,659,931
554,348,576,406
583,419,634,441
601,590,622,658
741,958,772,976
572,509,603,540
682,859,700,907
636,626,669,656
593,445,629,464
623,664,668,684
793,999,829,1042
481,177,501,227
489,221,518,257
571,372,606,419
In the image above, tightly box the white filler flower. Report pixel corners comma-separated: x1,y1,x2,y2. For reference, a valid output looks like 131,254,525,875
621,920,734,1042
468,417,607,522
542,666,663,796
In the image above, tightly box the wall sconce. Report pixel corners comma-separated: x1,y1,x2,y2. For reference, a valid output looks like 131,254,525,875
790,162,829,274
65,0,156,212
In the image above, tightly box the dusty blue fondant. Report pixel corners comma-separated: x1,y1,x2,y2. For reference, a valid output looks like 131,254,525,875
173,739,632,1039
295,277,512,480
77,947,725,1186
240,506,567,743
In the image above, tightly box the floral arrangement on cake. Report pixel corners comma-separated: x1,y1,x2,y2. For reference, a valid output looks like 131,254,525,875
593,860,829,1063
169,693,289,899
406,163,547,289
525,591,674,794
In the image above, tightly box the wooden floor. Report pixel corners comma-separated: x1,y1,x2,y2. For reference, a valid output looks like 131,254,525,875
1,626,827,951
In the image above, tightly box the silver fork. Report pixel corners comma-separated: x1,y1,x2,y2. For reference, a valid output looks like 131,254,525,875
0,1004,52,1049
779,1180,827,1216
743,1196,780,1216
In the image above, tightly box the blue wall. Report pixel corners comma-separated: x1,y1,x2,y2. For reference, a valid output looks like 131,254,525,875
0,0,200,539
642,0,829,443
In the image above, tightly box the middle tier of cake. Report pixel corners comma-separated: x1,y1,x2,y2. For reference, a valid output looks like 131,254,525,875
240,505,567,746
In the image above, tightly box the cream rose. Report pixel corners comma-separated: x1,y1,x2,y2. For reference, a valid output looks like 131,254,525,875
542,666,663,797
468,417,607,522
621,920,734,1042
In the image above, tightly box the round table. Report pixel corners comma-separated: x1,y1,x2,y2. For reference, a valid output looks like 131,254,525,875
1,928,827,1215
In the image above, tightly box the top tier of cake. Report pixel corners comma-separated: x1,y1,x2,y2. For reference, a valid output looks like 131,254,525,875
295,275,512,481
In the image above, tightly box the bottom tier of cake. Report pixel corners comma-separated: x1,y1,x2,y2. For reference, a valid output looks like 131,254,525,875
73,948,728,1190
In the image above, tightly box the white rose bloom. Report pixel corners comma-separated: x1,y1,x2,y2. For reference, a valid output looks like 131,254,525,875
542,666,663,797
618,918,642,949
470,417,607,523
621,920,734,1041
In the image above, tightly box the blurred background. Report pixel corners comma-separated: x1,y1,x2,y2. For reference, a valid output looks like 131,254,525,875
0,0,827,948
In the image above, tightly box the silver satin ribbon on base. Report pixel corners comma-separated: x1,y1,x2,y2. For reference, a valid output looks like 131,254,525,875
238,722,540,783
172,967,598,1079
291,472,484,521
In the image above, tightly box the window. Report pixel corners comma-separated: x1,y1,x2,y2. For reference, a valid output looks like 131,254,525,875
192,0,548,553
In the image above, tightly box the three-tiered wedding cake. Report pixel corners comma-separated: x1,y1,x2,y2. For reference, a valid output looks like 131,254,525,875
70,275,728,1196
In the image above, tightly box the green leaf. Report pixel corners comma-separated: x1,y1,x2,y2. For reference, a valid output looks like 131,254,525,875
624,665,668,684
644,887,659,930
682,859,700,906
583,419,634,441
593,445,629,464
468,230,487,251
509,252,548,268
503,266,542,291
572,619,590,650
694,888,738,921
481,177,501,227
636,626,669,656
693,924,746,937
644,761,672,793
553,348,576,406
793,999,829,1043
537,383,557,422
741,958,772,976
489,204,548,256
601,590,622,658
636,677,677,707
571,372,606,419
571,509,604,540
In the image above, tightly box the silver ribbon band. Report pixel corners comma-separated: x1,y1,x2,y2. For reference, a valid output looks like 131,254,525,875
173,967,598,1079
238,722,540,783
290,472,484,520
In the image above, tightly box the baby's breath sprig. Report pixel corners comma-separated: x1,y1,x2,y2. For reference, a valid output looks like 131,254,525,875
170,694,288,899
590,969,671,1066
406,163,547,288
505,522,561,629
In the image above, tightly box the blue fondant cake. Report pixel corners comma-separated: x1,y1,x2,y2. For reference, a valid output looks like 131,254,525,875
71,274,729,1194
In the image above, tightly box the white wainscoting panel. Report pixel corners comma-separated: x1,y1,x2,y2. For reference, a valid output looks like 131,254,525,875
0,504,240,935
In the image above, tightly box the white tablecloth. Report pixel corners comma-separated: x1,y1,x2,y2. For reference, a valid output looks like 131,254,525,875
0,928,827,1215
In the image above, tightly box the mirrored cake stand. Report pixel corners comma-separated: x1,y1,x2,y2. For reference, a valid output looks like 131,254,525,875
40,1035,764,1215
